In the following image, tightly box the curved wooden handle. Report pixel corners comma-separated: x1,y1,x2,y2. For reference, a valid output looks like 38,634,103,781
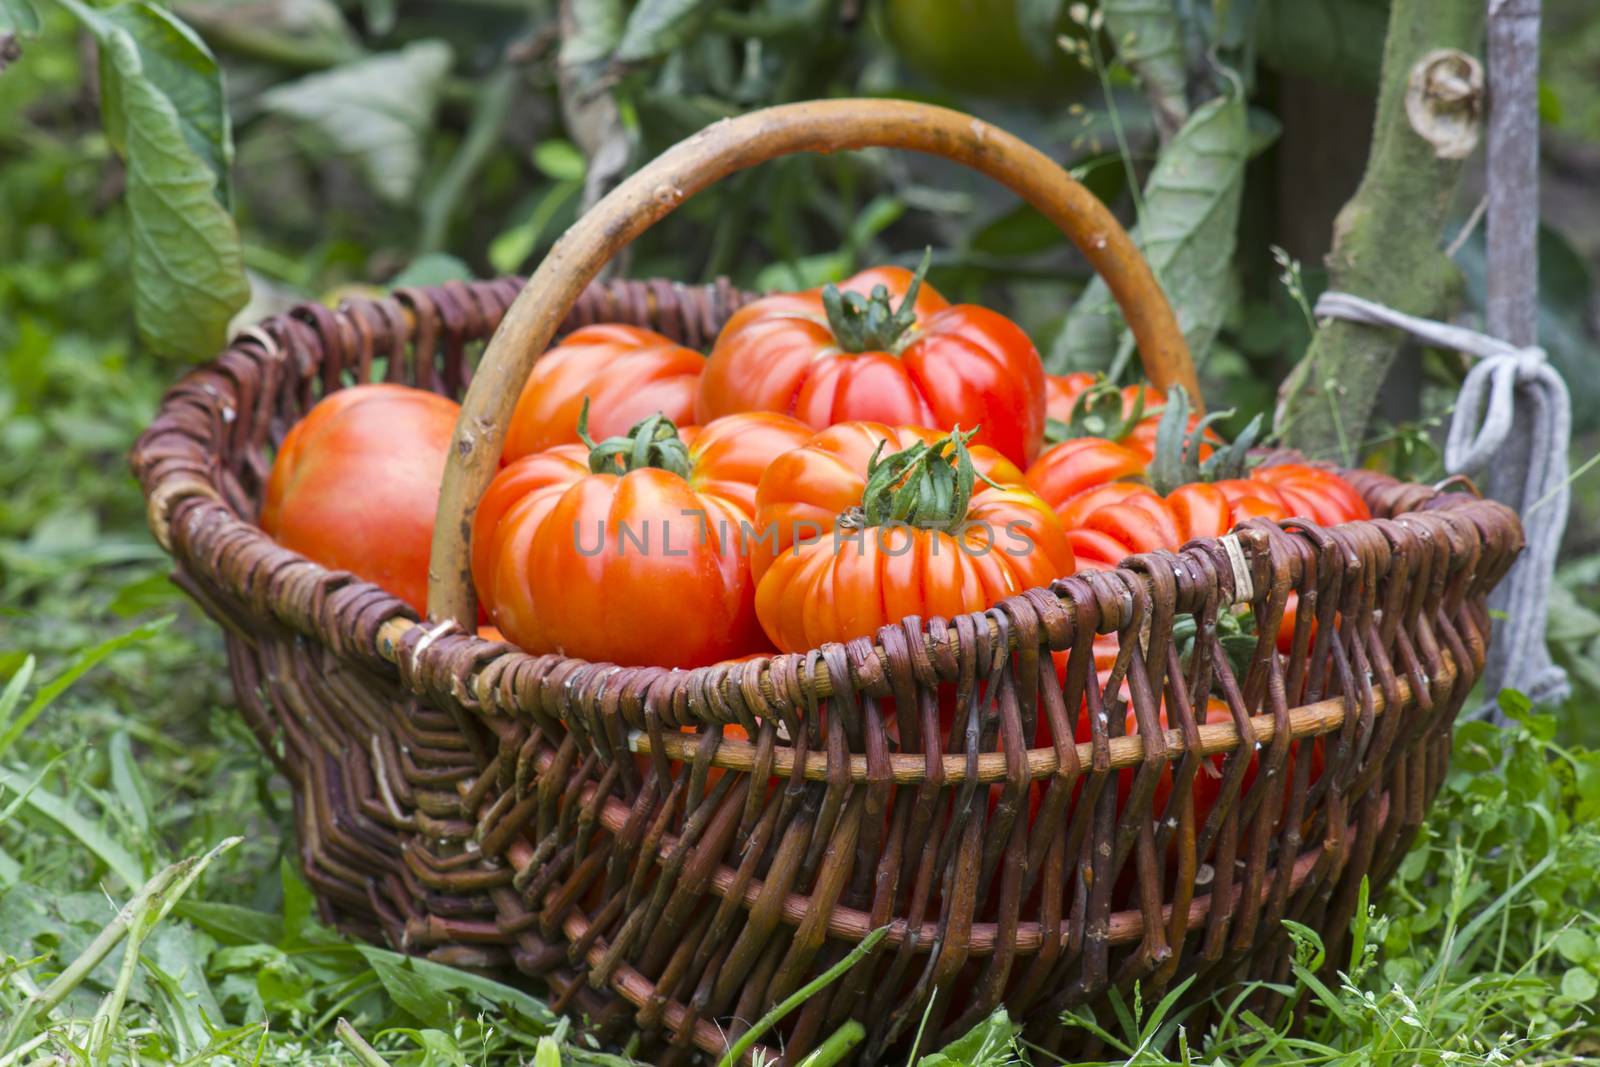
428,98,1198,624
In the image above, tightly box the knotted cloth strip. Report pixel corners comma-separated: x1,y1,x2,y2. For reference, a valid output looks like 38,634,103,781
1313,290,1570,718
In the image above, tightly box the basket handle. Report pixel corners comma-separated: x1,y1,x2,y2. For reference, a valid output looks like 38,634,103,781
427,98,1198,624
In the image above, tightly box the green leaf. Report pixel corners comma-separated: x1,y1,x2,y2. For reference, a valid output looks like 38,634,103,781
108,729,153,832
1102,0,1191,137
1561,967,1598,1002
533,139,587,182
387,252,474,289
1497,688,1533,723
917,1007,1022,1066
0,656,35,732
80,3,233,207
0,617,172,761
614,0,724,64
108,571,182,617
533,1035,563,1067
0,769,146,887
0,0,40,36
972,203,1066,258
261,41,454,205
173,0,360,71
280,858,316,946
60,1,249,358
173,900,284,946
1048,73,1254,375
356,945,559,1031
489,180,580,275
1556,927,1597,965
559,0,624,67
754,251,851,294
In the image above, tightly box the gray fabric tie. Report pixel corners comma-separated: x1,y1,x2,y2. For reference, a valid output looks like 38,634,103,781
1313,290,1571,719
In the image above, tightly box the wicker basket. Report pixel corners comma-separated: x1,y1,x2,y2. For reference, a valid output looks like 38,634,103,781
132,100,1523,1064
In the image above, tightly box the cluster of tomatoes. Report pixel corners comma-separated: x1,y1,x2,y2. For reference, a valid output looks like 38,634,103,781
262,263,1365,892
263,263,1368,677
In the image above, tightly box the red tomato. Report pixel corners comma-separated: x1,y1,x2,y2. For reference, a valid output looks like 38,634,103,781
503,324,705,461
472,411,809,668
1024,437,1148,508
1044,373,1216,462
751,425,1075,653
1166,482,1232,540
749,421,1026,582
262,384,459,616
1251,463,1372,525
676,412,816,519
696,265,1047,467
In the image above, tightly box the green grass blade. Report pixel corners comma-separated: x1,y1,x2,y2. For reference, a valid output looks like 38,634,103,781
0,617,173,760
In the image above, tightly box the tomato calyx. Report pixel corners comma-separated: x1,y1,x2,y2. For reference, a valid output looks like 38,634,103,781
1147,386,1263,496
576,398,692,478
844,426,1002,534
819,248,932,354
1171,606,1258,683
1045,376,1149,445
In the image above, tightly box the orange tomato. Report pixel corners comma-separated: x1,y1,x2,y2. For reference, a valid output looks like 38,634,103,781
472,411,810,668
751,424,1075,653
503,324,705,461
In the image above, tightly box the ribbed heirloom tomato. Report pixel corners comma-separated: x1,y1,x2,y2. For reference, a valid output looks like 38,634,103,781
1044,372,1217,461
472,408,812,668
503,324,705,461
262,383,459,615
696,260,1048,468
1026,388,1370,569
750,423,1075,653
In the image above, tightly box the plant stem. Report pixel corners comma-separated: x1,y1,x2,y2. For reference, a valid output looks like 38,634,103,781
794,1020,865,1067
714,926,888,1067
336,1019,394,1067
0,837,238,1057
418,65,517,255
1274,0,1486,463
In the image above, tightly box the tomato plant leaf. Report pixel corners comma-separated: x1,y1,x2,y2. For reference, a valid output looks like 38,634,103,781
260,40,453,205
0,0,39,36
1103,0,1191,139
56,0,248,358
174,0,361,75
614,0,724,64
80,2,233,207
1048,74,1258,376
560,0,624,67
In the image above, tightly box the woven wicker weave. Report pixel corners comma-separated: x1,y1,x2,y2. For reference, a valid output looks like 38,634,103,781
131,101,1524,1065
